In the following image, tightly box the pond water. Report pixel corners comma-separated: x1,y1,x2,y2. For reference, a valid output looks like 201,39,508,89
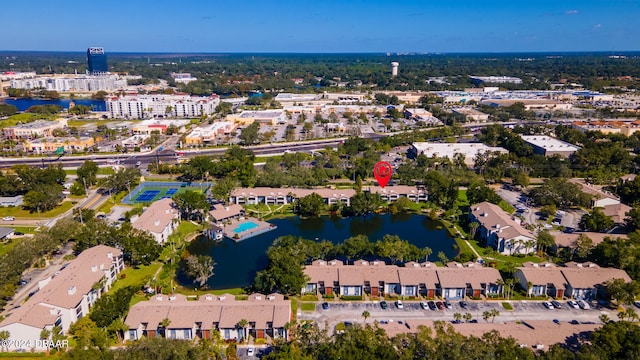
182,213,458,289
3,98,106,111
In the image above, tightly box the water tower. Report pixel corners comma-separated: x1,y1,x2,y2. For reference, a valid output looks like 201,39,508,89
391,62,399,77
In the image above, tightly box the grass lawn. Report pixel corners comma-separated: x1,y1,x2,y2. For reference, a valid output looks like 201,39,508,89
0,201,74,219
97,167,115,175
502,302,514,310
11,226,38,234
0,239,18,257
301,303,316,311
110,262,162,293
467,239,542,270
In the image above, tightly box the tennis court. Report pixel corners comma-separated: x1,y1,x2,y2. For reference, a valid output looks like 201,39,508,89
122,181,212,205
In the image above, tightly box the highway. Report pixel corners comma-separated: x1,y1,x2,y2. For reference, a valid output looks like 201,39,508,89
0,138,346,169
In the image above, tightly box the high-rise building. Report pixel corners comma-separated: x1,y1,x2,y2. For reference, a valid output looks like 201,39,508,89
87,47,108,75
391,62,399,77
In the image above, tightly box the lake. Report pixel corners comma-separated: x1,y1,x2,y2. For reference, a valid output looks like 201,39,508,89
182,213,457,289
2,98,106,111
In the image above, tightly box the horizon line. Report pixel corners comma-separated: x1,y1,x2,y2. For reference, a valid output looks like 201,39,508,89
1,50,640,55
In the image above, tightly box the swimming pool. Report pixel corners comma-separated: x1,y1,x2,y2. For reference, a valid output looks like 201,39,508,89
233,221,259,233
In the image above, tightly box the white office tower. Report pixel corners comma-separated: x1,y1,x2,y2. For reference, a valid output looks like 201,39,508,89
391,62,399,77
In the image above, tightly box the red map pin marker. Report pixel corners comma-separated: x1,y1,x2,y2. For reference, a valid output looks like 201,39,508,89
373,161,393,188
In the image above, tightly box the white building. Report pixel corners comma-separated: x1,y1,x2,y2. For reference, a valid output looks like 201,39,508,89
452,107,490,122
131,198,179,244
470,76,523,84
10,75,126,92
0,245,124,351
185,122,237,145
469,202,536,255
106,94,220,119
520,135,581,158
121,134,149,149
170,73,198,84
274,93,321,102
411,142,508,166
228,110,287,126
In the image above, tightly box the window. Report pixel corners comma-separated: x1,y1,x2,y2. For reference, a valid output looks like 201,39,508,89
128,330,137,340
183,330,191,339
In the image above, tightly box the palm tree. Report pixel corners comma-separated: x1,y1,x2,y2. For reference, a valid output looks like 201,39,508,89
527,281,533,298
469,222,480,240
362,311,370,324
463,313,473,323
505,278,517,300
453,312,462,323
490,308,500,323
423,247,433,262
159,318,171,338
496,279,505,298
237,319,249,342
599,314,610,324
482,311,491,323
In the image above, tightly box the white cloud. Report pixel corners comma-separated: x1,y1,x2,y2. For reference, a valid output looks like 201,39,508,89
593,24,602,28
564,10,579,15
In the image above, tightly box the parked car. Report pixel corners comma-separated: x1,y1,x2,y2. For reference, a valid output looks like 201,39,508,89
543,301,554,310
436,301,445,310
568,300,580,309
395,300,404,309
14,231,24,236
321,302,329,310
420,301,429,310
577,300,590,309
551,300,563,309
2,216,15,221
380,301,388,309
444,300,453,309
247,347,255,357
634,301,640,309
552,218,562,226
428,301,437,311
459,301,468,309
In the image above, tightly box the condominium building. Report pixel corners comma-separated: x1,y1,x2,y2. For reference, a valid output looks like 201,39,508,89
469,202,536,255
170,73,198,84
131,198,179,244
3,119,67,140
0,245,124,351
105,94,220,119
124,293,290,342
10,75,126,92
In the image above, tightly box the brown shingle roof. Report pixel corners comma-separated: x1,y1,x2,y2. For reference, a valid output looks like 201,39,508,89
516,263,566,289
470,202,534,241
209,204,244,221
437,262,503,289
561,262,631,289
550,231,627,248
125,293,290,331
132,198,178,234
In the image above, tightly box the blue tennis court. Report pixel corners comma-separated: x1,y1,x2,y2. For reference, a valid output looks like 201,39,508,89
165,188,178,195
135,190,160,202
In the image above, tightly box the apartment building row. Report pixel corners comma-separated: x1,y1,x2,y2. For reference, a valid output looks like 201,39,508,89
303,259,630,301
230,186,428,206
105,93,220,119
124,293,291,342
515,262,631,300
303,260,503,300
0,245,124,351
469,202,537,255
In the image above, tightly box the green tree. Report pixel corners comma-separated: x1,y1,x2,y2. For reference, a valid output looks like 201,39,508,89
579,207,614,232
349,191,383,216
173,190,209,221
296,193,325,217
362,310,370,323
0,330,9,352
77,160,99,187
536,230,556,255
239,121,260,145
211,177,237,203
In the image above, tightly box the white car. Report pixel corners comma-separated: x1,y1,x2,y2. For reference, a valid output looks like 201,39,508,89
247,347,255,357
420,301,429,310
395,300,404,309
543,301,554,310
577,300,590,309
2,216,15,221
568,300,580,309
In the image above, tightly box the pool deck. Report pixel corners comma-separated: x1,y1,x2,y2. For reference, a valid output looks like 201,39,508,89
222,217,276,241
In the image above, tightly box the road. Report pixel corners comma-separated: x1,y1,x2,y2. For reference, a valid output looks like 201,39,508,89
0,138,346,169
299,300,614,332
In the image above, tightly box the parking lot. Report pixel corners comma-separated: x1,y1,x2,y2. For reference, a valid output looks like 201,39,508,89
301,299,613,332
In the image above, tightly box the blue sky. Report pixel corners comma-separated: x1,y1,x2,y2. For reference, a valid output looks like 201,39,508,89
3,0,638,52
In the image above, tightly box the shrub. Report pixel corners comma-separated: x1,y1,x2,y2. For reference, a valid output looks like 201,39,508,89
341,295,363,301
